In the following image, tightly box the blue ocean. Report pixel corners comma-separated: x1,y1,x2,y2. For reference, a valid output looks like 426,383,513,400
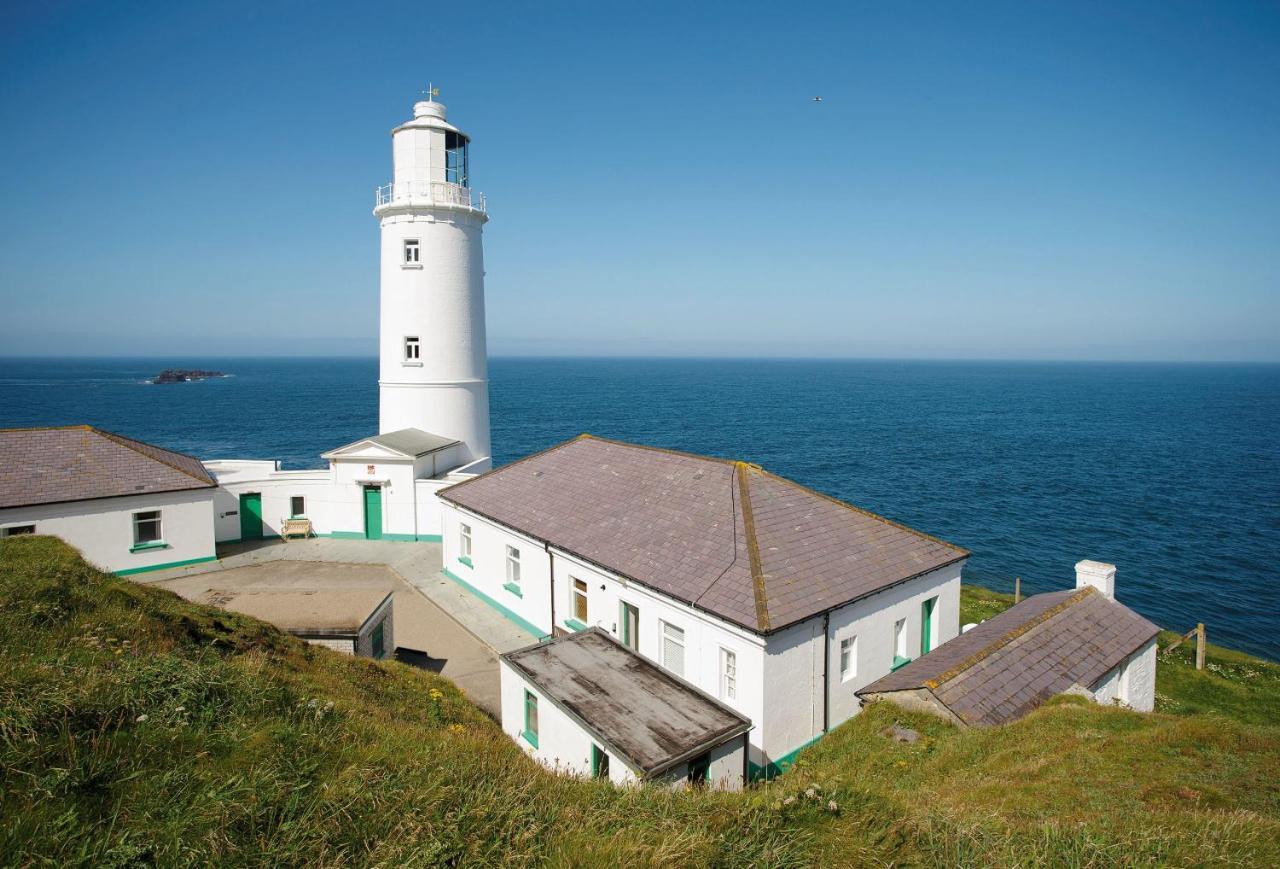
2,357,1277,661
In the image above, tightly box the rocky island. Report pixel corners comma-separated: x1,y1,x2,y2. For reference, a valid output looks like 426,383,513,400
151,369,226,384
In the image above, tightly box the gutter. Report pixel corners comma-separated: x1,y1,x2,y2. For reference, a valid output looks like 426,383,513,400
823,611,830,734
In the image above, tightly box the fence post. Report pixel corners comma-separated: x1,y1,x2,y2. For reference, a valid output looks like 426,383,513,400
1195,623,1206,671
1014,576,1021,604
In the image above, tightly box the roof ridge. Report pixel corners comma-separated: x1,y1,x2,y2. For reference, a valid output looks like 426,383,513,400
580,434,737,466
438,434,587,497
90,427,215,485
0,424,93,433
923,587,1095,690
751,466,970,556
736,462,770,632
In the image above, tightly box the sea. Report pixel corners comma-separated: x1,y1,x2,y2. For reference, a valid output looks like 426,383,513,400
2,356,1277,662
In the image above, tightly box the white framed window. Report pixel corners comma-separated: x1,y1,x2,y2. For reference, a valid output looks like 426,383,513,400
840,636,857,682
505,545,521,586
133,510,162,545
290,496,305,518
719,647,737,700
403,238,420,264
661,621,685,677
571,577,588,622
2,525,36,537
459,523,472,560
404,336,421,362
894,618,907,659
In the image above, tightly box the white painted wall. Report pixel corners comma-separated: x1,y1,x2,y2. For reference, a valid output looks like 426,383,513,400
376,99,491,466
0,489,216,574
442,504,552,631
1091,638,1157,712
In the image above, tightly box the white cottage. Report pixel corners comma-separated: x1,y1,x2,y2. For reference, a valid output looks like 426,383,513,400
439,433,970,777
0,426,217,575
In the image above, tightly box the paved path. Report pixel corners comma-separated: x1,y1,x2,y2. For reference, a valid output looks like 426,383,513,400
144,538,539,715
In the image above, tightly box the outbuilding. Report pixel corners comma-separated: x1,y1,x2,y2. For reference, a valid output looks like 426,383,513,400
500,628,752,789
203,588,395,658
857,561,1159,726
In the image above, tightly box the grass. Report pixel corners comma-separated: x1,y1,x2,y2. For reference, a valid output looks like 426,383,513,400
2,536,1278,866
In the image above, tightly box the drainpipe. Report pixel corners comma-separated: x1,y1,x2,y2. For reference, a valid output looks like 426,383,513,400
545,542,556,638
822,612,830,734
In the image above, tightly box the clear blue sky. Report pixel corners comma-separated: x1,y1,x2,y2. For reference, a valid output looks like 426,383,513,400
1,1,1277,360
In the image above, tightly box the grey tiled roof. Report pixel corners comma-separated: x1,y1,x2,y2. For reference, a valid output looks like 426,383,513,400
857,586,1160,726
440,435,968,635
323,428,459,458
502,628,750,776
0,426,216,509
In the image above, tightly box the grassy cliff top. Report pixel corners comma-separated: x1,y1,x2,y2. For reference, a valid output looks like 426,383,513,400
2,536,1278,867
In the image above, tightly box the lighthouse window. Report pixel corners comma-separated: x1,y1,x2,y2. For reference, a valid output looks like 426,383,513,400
445,131,469,187
403,239,420,264
404,336,420,361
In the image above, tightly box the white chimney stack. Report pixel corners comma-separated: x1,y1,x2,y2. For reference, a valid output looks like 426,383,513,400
1075,560,1116,599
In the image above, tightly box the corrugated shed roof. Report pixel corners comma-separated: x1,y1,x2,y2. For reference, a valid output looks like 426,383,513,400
502,628,750,776
440,435,968,635
857,586,1160,726
0,426,216,509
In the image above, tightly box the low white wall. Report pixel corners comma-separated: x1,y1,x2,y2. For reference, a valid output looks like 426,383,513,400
0,489,216,574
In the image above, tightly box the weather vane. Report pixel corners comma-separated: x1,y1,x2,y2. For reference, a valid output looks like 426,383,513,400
422,82,440,101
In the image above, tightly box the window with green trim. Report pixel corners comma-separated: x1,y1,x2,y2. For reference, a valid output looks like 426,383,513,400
523,690,539,747
132,510,162,546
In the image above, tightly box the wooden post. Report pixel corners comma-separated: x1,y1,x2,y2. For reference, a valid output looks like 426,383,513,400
1195,623,1206,671
1014,576,1021,604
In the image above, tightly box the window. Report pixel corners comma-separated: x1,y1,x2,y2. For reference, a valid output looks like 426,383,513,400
403,238,420,264
459,523,472,563
404,336,421,362
445,130,469,187
506,545,521,585
661,621,685,677
840,636,857,682
1,525,35,537
719,647,737,701
572,578,588,622
523,690,539,747
290,496,306,518
133,510,162,545
892,618,910,671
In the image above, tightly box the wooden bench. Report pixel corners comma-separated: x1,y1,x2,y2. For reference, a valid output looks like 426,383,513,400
281,518,313,541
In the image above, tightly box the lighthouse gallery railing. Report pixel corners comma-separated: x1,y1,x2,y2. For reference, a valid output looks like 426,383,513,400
374,181,486,212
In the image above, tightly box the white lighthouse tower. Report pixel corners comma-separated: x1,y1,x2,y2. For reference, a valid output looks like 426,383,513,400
374,91,491,469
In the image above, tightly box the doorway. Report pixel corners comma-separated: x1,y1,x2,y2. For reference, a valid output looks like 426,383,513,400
621,601,639,651
238,493,263,540
921,596,937,656
363,485,382,539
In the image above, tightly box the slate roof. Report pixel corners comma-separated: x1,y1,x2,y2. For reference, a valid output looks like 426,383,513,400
0,426,216,509
322,428,459,459
502,628,751,777
857,586,1160,727
440,435,968,635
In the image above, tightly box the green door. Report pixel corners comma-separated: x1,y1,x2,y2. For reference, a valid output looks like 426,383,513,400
363,486,382,540
921,596,937,656
239,493,263,540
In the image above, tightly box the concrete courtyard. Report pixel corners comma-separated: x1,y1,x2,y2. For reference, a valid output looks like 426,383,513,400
144,538,539,715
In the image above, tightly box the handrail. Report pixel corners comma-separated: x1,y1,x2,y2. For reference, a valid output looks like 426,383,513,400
375,180,486,212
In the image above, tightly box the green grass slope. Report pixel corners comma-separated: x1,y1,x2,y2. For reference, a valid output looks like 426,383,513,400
2,537,1277,867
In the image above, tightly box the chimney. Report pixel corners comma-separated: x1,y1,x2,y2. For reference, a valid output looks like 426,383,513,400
1075,560,1116,599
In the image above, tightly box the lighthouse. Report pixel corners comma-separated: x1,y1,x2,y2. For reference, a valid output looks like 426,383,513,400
374,92,491,469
